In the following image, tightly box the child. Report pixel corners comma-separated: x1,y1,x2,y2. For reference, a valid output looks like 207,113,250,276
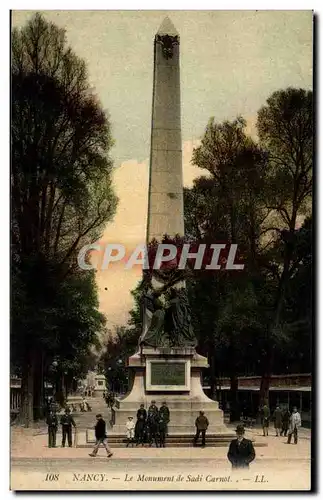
126,416,135,447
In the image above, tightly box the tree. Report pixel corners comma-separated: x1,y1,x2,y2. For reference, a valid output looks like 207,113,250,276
99,327,138,393
186,117,271,420
256,88,312,403
272,217,312,375
11,13,118,424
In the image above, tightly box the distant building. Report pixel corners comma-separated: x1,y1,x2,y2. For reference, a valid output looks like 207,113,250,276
204,373,311,426
10,376,53,413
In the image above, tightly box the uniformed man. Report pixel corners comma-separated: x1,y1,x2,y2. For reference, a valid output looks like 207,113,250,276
60,408,76,447
46,409,58,448
227,424,256,469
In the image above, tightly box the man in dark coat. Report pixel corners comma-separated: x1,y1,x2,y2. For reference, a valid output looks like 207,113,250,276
193,411,209,448
60,408,76,448
281,408,291,437
158,415,167,447
159,401,170,435
46,409,58,448
135,404,147,446
89,414,113,457
261,404,270,436
147,410,159,447
227,424,256,469
148,400,159,416
272,405,283,436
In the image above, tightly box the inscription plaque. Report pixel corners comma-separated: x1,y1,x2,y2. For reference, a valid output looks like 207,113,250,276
150,362,186,386
146,359,190,391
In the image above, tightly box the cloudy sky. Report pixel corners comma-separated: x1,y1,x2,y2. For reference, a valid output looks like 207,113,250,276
12,10,313,328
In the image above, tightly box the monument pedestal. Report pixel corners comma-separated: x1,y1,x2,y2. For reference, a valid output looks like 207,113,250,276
110,347,233,437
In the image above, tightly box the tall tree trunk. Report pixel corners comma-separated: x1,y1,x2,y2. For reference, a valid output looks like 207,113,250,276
259,229,296,402
55,373,65,407
33,350,44,420
20,353,34,427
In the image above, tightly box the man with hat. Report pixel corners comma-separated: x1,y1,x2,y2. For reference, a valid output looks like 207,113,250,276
135,404,147,446
159,401,170,435
60,407,76,448
148,400,159,416
46,408,58,448
287,407,301,444
227,424,256,469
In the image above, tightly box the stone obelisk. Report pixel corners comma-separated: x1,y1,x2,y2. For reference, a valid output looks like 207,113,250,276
146,17,184,243
88,19,235,445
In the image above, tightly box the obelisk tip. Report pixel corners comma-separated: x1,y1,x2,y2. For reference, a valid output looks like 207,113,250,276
157,16,179,36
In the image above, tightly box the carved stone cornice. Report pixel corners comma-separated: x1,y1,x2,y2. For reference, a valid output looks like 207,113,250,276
155,34,179,60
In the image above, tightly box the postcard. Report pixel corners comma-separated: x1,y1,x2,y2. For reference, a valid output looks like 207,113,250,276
11,9,313,491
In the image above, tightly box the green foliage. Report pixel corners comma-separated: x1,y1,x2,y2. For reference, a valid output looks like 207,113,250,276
99,326,139,393
11,256,105,377
12,13,118,270
184,95,312,382
11,13,118,420
257,88,312,227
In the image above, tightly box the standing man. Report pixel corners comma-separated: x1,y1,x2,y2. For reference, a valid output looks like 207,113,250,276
46,408,58,448
135,404,147,446
60,408,76,448
89,414,113,457
159,401,170,435
227,424,256,469
281,407,291,437
287,407,302,444
273,405,283,437
261,404,270,436
147,409,159,448
193,410,209,448
148,400,159,417
158,415,167,448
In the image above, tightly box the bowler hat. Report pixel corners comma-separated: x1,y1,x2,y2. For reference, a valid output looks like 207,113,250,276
235,424,245,433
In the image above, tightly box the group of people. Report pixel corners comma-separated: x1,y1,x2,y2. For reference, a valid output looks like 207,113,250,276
46,407,76,448
88,409,257,470
46,399,302,468
103,391,116,408
261,405,302,444
83,386,95,397
131,401,170,448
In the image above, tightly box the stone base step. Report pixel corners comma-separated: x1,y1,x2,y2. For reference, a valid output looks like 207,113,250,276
76,430,269,449
78,437,267,449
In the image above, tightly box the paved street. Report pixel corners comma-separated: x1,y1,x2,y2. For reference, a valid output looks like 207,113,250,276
11,425,311,491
